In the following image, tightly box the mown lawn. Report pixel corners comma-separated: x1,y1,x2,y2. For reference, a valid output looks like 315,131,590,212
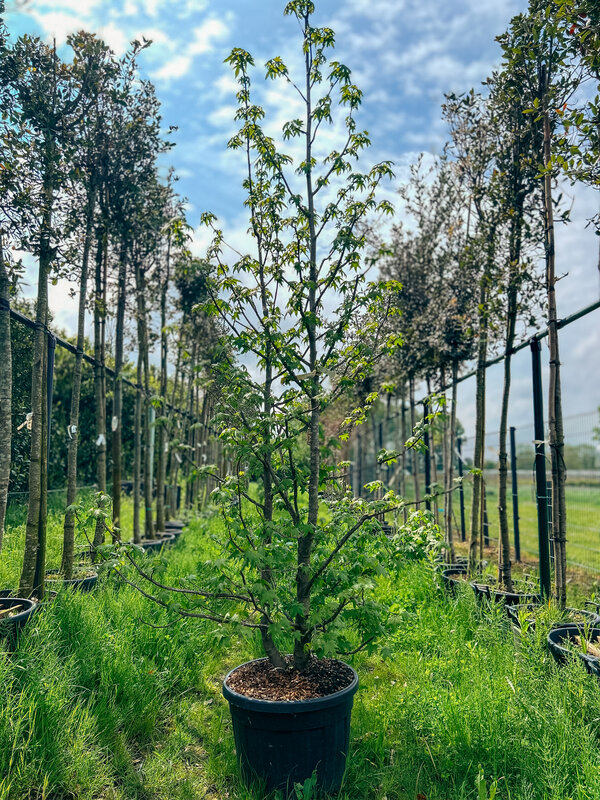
2,502,600,799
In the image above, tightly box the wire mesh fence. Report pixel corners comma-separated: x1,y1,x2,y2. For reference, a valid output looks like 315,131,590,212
350,406,600,574
472,410,600,573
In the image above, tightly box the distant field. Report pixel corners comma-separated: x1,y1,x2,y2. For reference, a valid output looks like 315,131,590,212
388,470,600,573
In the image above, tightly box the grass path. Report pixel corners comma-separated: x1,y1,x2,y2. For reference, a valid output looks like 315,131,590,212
1,504,600,798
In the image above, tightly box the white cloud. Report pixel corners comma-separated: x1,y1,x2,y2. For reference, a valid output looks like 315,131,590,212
150,14,231,83
188,17,229,56
29,10,88,42
152,54,192,82
96,21,129,54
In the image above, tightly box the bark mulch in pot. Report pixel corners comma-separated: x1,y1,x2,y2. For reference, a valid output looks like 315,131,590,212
225,657,354,701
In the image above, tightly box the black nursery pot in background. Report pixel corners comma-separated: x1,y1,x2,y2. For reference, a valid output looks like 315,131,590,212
45,569,98,593
222,659,359,796
470,581,539,607
441,565,469,594
0,597,39,636
547,624,600,677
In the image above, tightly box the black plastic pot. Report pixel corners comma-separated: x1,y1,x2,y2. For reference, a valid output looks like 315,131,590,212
547,624,600,676
470,581,539,607
45,569,98,593
0,597,39,635
165,520,184,531
161,528,183,542
506,603,600,631
441,565,469,594
137,534,175,552
222,658,359,796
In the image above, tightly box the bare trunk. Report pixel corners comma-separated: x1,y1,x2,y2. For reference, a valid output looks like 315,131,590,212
93,224,107,493
166,352,182,519
409,375,420,508
20,144,53,597
0,234,11,550
133,378,142,544
62,182,96,578
543,104,567,606
427,375,439,525
164,344,181,521
400,393,407,522
111,241,128,536
184,342,197,510
155,240,170,532
445,360,458,564
468,275,488,574
497,214,522,591
135,260,154,539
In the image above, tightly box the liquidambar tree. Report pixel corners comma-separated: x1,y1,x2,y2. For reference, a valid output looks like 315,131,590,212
121,0,418,673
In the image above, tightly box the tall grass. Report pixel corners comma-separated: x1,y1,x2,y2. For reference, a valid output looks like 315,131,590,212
1,505,600,799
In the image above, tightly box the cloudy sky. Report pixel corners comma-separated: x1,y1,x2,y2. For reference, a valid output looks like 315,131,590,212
5,0,600,450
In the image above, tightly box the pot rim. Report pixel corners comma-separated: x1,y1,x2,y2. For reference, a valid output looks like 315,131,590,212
470,581,539,601
548,624,600,662
441,565,468,576
45,570,98,582
222,656,359,714
0,596,39,624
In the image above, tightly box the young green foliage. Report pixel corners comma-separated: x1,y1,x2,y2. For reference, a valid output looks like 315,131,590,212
122,2,437,672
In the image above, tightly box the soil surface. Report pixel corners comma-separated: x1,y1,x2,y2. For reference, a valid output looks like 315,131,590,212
226,657,354,701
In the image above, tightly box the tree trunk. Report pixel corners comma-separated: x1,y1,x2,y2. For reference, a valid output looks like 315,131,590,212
468,274,488,574
400,393,407,522
543,103,567,606
184,341,197,510
409,375,420,508
294,41,317,672
20,143,53,597
94,224,107,493
445,360,458,564
155,239,170,532
111,241,128,536
0,234,12,551
427,375,439,525
62,181,96,578
497,207,523,591
133,377,142,544
166,346,182,519
134,259,154,539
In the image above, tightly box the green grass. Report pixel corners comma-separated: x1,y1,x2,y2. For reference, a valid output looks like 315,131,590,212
2,502,600,799
1,490,150,590
403,477,600,573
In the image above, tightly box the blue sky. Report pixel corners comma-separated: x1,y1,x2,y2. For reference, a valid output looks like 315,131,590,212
6,0,600,447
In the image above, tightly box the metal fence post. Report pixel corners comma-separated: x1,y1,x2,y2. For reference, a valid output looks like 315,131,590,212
378,420,383,488
530,338,551,599
547,479,555,566
509,426,521,561
483,489,490,546
457,437,466,542
47,332,56,463
423,400,431,511
356,431,363,499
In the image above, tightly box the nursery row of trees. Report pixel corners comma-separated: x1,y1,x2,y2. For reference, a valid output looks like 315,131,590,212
0,5,220,596
367,0,600,602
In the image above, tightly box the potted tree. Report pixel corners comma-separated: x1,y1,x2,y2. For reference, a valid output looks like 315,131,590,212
111,2,437,794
